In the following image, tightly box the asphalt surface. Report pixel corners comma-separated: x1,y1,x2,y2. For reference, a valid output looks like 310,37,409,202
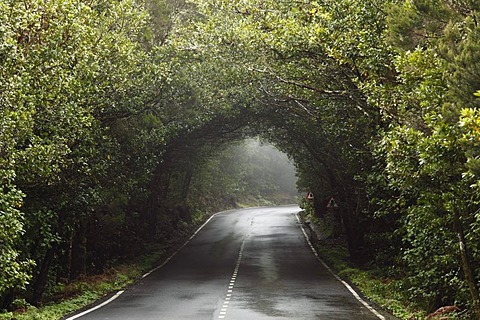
69,206,389,319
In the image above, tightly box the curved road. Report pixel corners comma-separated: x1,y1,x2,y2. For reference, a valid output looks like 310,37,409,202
67,206,392,319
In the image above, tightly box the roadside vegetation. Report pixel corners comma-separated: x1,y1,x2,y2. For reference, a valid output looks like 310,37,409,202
0,245,173,320
1,0,480,319
300,205,429,319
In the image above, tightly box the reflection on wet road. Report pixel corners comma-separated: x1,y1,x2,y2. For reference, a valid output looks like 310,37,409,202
68,206,393,319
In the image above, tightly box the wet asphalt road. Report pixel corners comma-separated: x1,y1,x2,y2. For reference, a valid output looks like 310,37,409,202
71,206,387,319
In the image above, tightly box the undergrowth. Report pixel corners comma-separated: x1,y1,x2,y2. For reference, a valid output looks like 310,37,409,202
0,252,166,320
0,216,202,320
300,210,428,320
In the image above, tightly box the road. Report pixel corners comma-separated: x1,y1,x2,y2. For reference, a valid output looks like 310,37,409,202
67,206,391,319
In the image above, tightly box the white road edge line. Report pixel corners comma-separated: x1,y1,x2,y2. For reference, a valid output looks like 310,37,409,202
142,211,221,278
65,211,224,320
65,290,124,320
295,212,386,320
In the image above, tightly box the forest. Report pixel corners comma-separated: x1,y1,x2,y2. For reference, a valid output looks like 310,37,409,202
0,0,480,318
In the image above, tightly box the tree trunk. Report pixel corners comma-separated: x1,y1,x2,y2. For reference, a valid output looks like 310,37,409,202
0,289,14,310
70,221,87,280
337,196,364,261
31,245,57,306
453,210,480,318
145,160,172,241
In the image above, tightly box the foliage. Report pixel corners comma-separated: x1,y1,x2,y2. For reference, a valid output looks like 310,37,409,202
0,185,33,297
177,0,480,316
0,251,163,320
303,213,426,320
1,0,480,318
0,0,172,307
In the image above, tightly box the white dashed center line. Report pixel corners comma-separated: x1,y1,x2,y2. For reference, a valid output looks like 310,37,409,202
218,237,247,319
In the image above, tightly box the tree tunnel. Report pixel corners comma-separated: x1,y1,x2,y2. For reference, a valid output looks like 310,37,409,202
4,0,480,316
1,0,380,307
142,79,375,263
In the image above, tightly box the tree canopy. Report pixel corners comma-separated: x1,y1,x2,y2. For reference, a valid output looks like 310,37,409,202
1,0,480,318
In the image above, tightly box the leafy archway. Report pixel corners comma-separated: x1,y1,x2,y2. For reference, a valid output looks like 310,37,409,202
2,0,480,317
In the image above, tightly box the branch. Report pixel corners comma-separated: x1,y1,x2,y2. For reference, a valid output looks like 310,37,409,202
251,67,346,96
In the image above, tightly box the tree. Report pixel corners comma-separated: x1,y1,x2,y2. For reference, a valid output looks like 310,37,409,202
371,0,480,316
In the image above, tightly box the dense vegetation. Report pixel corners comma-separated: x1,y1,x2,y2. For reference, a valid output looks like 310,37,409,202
1,0,480,318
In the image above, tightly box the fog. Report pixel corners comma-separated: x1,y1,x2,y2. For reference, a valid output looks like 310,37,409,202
232,138,298,200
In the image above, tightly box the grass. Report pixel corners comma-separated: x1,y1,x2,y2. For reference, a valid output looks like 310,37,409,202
0,208,215,320
335,265,427,319
0,202,224,320
0,254,164,320
0,220,195,320
305,221,428,319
